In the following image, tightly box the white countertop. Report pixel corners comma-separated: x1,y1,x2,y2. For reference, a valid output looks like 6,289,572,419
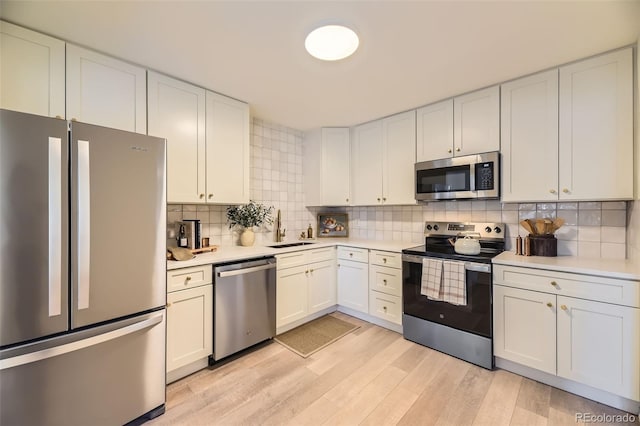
493,251,640,281
167,239,418,270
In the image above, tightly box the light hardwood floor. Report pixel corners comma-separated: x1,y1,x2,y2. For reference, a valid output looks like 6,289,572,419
150,313,638,426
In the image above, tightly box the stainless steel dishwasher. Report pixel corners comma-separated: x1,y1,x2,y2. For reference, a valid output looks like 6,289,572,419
213,257,276,361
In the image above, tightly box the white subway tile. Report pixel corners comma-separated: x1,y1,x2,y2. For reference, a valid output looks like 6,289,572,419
578,241,600,258
600,226,626,243
578,226,600,242
600,243,626,259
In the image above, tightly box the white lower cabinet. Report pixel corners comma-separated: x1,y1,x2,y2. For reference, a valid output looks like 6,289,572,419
368,251,402,325
493,264,640,403
336,247,369,314
166,265,213,383
276,248,336,331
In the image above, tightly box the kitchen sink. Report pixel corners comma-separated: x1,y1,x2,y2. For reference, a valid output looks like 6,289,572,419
267,242,316,249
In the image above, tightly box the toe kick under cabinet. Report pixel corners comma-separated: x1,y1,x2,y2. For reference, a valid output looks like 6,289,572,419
493,264,640,405
166,265,213,383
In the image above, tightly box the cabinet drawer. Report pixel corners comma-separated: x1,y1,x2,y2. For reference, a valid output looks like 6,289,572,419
167,265,212,293
307,246,336,264
276,250,308,269
369,265,402,297
369,291,402,325
493,265,640,308
369,250,401,268
337,246,368,263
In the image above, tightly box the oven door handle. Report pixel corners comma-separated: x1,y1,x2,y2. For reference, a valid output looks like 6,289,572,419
464,262,491,273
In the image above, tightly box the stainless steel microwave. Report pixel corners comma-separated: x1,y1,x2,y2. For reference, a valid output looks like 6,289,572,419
415,151,500,201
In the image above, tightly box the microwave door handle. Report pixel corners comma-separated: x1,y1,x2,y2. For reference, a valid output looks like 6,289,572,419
469,161,476,192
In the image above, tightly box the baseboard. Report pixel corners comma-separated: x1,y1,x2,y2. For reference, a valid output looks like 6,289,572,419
337,306,403,334
496,357,640,415
166,357,209,384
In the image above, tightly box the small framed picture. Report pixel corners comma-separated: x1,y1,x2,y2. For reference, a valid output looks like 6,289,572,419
317,213,348,238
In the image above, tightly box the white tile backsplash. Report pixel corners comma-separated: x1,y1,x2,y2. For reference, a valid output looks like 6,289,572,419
166,117,631,260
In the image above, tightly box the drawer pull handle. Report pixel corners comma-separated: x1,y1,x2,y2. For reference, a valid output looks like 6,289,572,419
349,253,353,257
561,305,568,311
383,279,387,285
208,194,213,199
546,302,553,308
199,193,204,199
382,258,387,263
185,276,192,282
310,269,314,273
550,281,557,286
383,306,387,312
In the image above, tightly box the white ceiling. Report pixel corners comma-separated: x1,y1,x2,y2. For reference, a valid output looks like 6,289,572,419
1,1,639,132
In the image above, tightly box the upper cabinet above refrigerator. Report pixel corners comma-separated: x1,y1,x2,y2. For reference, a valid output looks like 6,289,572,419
0,21,65,119
66,44,147,134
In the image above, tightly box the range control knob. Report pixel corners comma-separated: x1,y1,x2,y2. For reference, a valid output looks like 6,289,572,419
494,227,502,234
426,224,433,231
485,226,492,233
433,224,439,231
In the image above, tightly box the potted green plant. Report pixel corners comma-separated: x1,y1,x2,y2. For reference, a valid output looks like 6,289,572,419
226,200,274,246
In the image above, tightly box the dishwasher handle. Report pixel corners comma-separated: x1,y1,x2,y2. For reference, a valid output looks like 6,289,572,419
217,263,276,278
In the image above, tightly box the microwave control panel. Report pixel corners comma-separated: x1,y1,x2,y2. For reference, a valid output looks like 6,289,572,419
475,162,494,190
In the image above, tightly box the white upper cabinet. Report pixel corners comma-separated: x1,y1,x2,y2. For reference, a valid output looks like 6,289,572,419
382,110,416,205
148,71,206,204
416,99,453,162
205,91,250,205
0,21,65,118
454,85,500,157
351,120,384,205
559,48,633,200
352,111,416,206
501,69,559,202
417,86,499,162
303,128,351,206
66,45,146,133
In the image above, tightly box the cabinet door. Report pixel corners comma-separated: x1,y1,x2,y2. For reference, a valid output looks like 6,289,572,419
559,48,633,200
166,285,213,373
557,296,640,400
0,21,65,118
66,45,146,133
382,110,416,205
416,99,453,162
493,285,556,375
454,86,500,156
276,265,308,328
351,120,383,205
205,91,250,204
501,70,559,202
308,260,336,314
148,71,206,204
321,128,351,205
337,260,368,313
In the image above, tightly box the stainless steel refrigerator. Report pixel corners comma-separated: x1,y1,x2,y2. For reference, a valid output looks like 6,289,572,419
0,109,167,425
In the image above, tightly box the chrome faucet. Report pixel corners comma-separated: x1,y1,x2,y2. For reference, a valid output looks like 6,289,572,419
275,209,286,242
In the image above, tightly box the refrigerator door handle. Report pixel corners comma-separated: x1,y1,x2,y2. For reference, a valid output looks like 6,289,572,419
48,137,63,317
0,313,163,370
77,139,91,310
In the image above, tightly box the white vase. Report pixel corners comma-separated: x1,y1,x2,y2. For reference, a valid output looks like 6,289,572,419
240,228,255,246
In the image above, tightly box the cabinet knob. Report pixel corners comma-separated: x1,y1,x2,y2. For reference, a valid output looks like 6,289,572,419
546,302,553,308
562,188,569,194
71,118,77,122
550,281,557,286
208,194,213,199
549,189,557,194
383,306,387,312
199,193,205,199
349,253,353,257
185,276,192,281
383,279,387,285
561,304,568,311
448,149,452,153
377,198,381,202
346,198,349,202
382,258,387,263
55,115,63,119
305,270,309,275
382,197,387,202
310,269,314,273
456,147,461,152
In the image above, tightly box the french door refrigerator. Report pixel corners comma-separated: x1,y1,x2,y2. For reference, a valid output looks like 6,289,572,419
0,109,167,425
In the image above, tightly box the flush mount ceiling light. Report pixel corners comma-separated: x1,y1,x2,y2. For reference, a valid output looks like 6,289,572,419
305,25,359,61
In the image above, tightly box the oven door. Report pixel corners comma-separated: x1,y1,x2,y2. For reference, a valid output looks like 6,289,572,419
415,159,475,201
402,254,492,338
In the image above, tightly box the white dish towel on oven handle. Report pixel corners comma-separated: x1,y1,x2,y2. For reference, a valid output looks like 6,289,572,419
442,260,467,306
421,258,443,300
